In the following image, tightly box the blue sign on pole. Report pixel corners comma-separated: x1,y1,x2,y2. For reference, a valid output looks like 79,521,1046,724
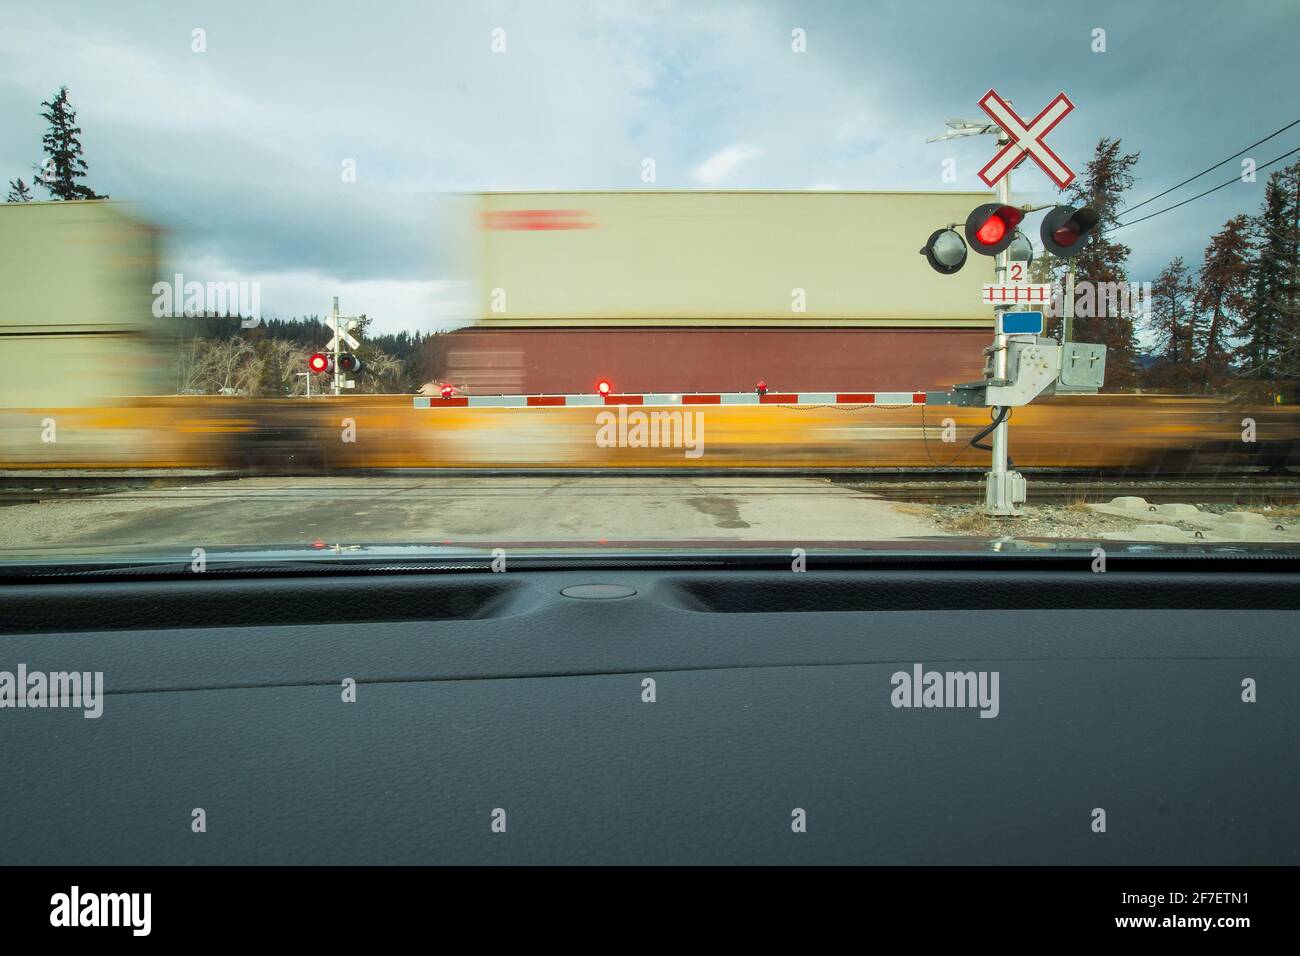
998,311,1044,335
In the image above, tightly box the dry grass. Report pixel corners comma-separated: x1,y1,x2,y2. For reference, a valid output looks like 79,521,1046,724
1259,503,1300,519
946,511,998,535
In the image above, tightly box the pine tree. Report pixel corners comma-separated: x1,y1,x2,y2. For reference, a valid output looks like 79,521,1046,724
1193,215,1254,390
36,86,107,200
6,178,34,202
1279,160,1300,378
255,340,289,396
1060,137,1141,387
1238,159,1300,381
1145,257,1197,389
1239,170,1290,379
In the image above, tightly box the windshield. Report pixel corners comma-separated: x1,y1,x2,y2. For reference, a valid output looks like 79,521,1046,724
2,0,1298,567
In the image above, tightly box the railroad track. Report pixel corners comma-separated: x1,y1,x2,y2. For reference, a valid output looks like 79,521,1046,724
839,479,1300,505
2,470,1299,507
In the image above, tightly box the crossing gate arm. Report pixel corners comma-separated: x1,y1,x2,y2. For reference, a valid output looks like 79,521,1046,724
413,391,932,409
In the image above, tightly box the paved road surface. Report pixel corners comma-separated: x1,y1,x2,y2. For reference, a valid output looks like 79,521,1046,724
0,476,936,551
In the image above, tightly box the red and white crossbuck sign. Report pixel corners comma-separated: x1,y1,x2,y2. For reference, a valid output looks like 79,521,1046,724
977,89,1076,189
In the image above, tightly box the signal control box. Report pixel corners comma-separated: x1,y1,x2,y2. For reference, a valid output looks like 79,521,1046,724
934,337,1108,408
1055,342,1107,392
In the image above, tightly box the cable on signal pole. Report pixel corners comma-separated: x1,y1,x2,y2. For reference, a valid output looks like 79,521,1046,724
968,406,1015,469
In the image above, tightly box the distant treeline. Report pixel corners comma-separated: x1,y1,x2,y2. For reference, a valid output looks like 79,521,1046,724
168,314,431,360
165,314,440,397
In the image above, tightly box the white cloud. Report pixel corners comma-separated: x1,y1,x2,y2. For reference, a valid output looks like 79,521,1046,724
165,255,475,334
692,145,763,184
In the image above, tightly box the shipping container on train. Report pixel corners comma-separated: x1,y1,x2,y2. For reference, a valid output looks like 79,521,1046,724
432,190,997,395
0,200,165,410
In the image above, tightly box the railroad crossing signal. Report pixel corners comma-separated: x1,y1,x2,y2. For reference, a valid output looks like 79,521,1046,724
976,89,1076,189
317,297,366,396
920,90,1102,519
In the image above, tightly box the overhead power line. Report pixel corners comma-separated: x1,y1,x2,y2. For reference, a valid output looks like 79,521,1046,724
1115,118,1300,218
1107,145,1300,234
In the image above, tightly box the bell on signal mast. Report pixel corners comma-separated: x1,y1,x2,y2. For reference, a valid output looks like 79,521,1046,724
1006,229,1034,265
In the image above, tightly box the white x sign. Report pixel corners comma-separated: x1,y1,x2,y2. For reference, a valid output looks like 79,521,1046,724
977,89,1076,189
325,316,359,351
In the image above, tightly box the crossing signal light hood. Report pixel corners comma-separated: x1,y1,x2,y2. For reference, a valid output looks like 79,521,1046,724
1039,205,1100,258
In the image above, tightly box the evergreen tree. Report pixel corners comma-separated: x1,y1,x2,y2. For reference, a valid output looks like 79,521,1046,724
1061,137,1141,387
1193,215,1254,389
1239,159,1300,380
1278,160,1300,378
256,341,289,396
36,86,107,200
1145,257,1197,389
1239,171,1289,379
6,178,33,202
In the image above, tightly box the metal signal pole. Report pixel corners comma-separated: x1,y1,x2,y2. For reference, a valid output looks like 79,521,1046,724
331,296,341,397
986,131,1016,515
1062,258,1077,345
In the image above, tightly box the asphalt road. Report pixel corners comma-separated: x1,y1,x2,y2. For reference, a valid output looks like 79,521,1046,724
0,476,936,552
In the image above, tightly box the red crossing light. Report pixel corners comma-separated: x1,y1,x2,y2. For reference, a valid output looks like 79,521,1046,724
1039,205,1100,258
440,384,455,400
597,380,611,396
976,216,1006,246
964,204,1024,256
308,353,332,374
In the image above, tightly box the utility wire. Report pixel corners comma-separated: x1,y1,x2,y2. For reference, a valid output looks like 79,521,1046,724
1115,118,1300,218
1106,145,1300,234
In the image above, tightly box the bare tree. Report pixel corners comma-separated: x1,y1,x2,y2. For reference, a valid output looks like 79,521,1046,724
199,337,257,394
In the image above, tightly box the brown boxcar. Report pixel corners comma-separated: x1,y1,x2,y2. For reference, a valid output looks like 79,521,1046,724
429,326,990,395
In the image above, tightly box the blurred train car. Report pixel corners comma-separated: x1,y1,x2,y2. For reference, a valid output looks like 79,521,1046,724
429,191,997,395
378,394,1300,474
11,391,1278,475
0,201,199,466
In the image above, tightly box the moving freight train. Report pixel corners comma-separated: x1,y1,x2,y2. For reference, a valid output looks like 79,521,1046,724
2,197,1297,474
3,391,1297,474
430,190,998,395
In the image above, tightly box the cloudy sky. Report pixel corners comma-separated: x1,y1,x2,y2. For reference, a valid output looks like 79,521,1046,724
2,0,1296,332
